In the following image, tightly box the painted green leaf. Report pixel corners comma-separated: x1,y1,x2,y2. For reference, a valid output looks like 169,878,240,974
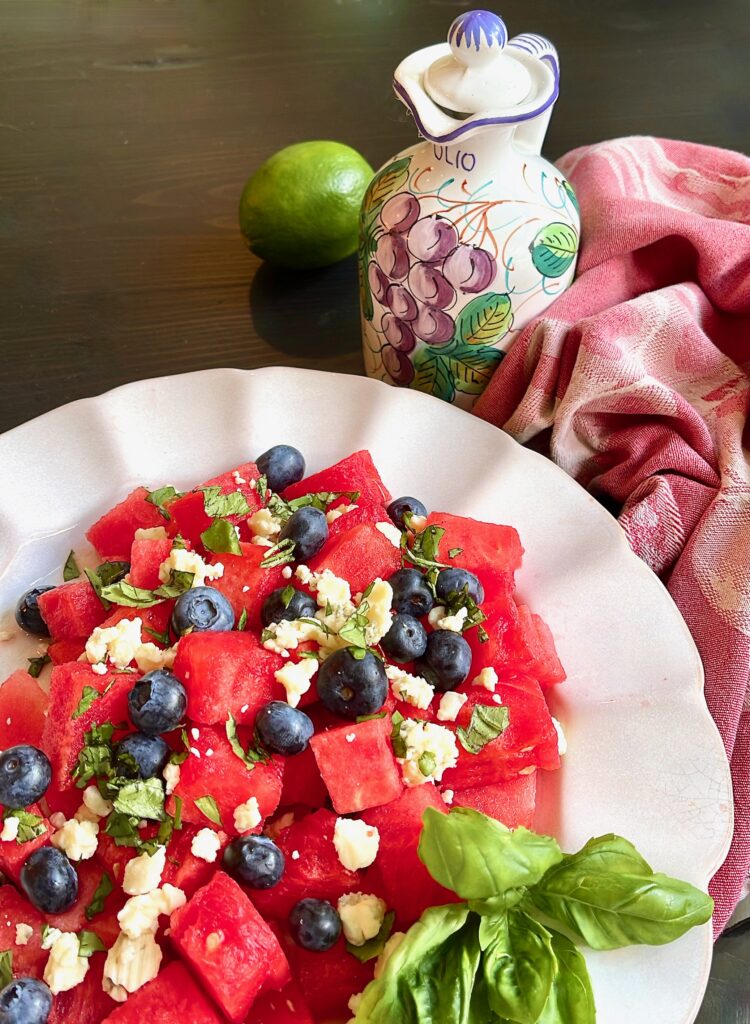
446,345,505,396
358,250,374,321
529,222,579,278
455,293,513,347
562,180,580,215
412,347,455,403
362,157,411,214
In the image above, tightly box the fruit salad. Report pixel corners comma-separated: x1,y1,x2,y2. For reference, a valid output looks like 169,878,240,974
0,447,712,1024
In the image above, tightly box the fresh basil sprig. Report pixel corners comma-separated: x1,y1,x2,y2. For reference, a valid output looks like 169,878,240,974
201,518,242,555
99,569,194,609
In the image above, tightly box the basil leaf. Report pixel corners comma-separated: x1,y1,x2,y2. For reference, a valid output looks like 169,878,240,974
96,561,130,587
280,585,295,608
480,908,557,1024
260,538,295,568
537,929,595,1024
2,808,46,844
84,567,111,610
143,625,171,646
346,911,396,963
237,608,248,631
72,685,101,720
529,835,714,949
338,605,369,651
457,704,509,754
27,653,50,679
418,751,437,778
112,778,165,822
85,872,114,921
443,584,487,634
173,795,183,831
225,713,269,770
63,550,81,581
403,525,449,573
201,518,242,555
0,951,12,990
449,547,463,558
104,812,142,847
195,795,222,827
77,930,106,958
100,570,194,608
73,722,116,787
201,487,250,519
146,485,183,520
418,807,562,901
390,711,406,758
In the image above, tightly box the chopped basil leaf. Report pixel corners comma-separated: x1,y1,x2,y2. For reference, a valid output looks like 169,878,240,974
356,711,387,723
346,910,396,963
298,649,320,660
63,550,81,582
143,625,171,646
96,561,130,587
201,486,250,519
361,580,375,600
256,475,268,503
173,795,183,831
104,812,142,848
418,751,437,778
237,608,248,631
448,547,463,559
280,585,295,608
195,795,222,827
77,931,106,958
85,872,114,920
226,713,269,770
338,604,370,651
100,570,194,609
84,567,111,610
73,722,116,787
72,685,101,720
260,538,295,568
478,624,489,644
112,777,165,822
0,951,12,990
457,705,510,755
390,711,406,758
201,518,242,556
443,584,487,634
265,490,360,526
146,485,183,520
2,808,46,844
156,813,175,847
27,653,50,679
168,728,190,766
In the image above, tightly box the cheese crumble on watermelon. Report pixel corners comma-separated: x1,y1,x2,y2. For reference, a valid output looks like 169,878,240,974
0,446,566,1022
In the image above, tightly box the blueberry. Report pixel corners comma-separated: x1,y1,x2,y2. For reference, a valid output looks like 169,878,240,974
387,496,428,529
278,507,328,562
261,587,317,628
256,445,306,492
14,587,53,637
223,835,285,889
316,648,387,720
256,702,314,756
381,614,428,664
388,568,434,618
114,733,170,780
0,746,51,808
171,586,235,636
128,669,187,736
415,630,473,691
0,978,52,1024
435,567,484,605
289,898,341,951
20,847,78,914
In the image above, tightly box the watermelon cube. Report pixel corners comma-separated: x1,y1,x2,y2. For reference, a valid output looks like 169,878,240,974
129,535,174,589
162,825,230,897
170,871,290,1022
0,670,48,748
206,543,287,631
326,499,390,541
168,462,262,550
37,579,107,642
0,887,47,979
97,603,173,643
451,772,537,829
172,631,285,727
249,980,313,1024
309,522,401,595
48,639,86,666
86,487,166,559
248,809,360,920
50,955,117,1024
361,786,459,927
168,725,284,835
425,510,524,578
516,605,567,686
310,716,403,815
279,743,327,810
99,961,224,1024
46,856,125,948
285,936,375,1020
0,802,51,884
282,450,391,506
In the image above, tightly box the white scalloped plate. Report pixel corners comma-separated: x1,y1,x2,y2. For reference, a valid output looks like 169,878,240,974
0,368,732,1023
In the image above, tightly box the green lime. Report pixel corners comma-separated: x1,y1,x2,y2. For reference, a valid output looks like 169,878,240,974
239,141,374,270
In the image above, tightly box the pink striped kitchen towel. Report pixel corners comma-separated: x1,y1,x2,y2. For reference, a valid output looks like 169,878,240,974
474,136,750,936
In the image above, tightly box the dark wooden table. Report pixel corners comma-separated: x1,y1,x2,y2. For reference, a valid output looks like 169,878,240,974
1,1,747,1018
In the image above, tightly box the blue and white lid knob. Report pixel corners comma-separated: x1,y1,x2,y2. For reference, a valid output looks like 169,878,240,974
448,10,508,67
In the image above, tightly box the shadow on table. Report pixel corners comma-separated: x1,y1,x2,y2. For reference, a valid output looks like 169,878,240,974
248,255,361,359
695,920,750,1023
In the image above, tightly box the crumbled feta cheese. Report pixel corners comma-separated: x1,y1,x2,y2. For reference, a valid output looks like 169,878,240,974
386,665,434,710
41,927,62,951
134,643,177,674
15,923,33,946
281,566,293,580
434,606,468,633
294,564,315,586
234,797,262,833
333,818,380,871
1,816,19,842
362,579,393,645
552,717,567,755
191,727,200,740
232,470,247,485
103,932,163,1002
375,522,402,548
134,527,168,541
337,892,387,946
262,617,321,655
251,536,274,547
492,693,503,705
275,658,318,708
396,719,459,787
158,547,224,588
44,931,89,995
242,584,250,593
427,605,446,628
346,733,356,743
82,785,113,819
91,663,108,676
163,762,181,796
191,828,222,863
51,818,99,862
436,691,468,723
473,666,498,691
249,508,282,540
74,803,100,825
374,931,406,978
409,514,428,534
326,503,357,524
123,846,166,896
85,617,143,669
315,570,352,610
442,789,455,805
117,884,185,939
291,850,300,861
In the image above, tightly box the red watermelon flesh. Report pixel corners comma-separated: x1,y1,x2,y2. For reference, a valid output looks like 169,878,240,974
451,772,537,829
168,725,284,835
48,639,86,666
170,871,291,1023
0,885,47,978
309,522,401,596
310,716,403,815
162,825,230,898
0,670,48,748
279,743,328,811
206,544,287,631
282,450,391,507
425,510,523,578
326,499,391,541
172,630,285,727
46,856,125,948
49,953,116,1024
0,802,52,884
167,462,262,551
360,785,459,928
37,579,107,642
285,936,374,1020
248,809,361,921
86,487,165,560
249,980,314,1024
99,961,223,1024
129,536,174,589
516,605,567,686
97,603,173,643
